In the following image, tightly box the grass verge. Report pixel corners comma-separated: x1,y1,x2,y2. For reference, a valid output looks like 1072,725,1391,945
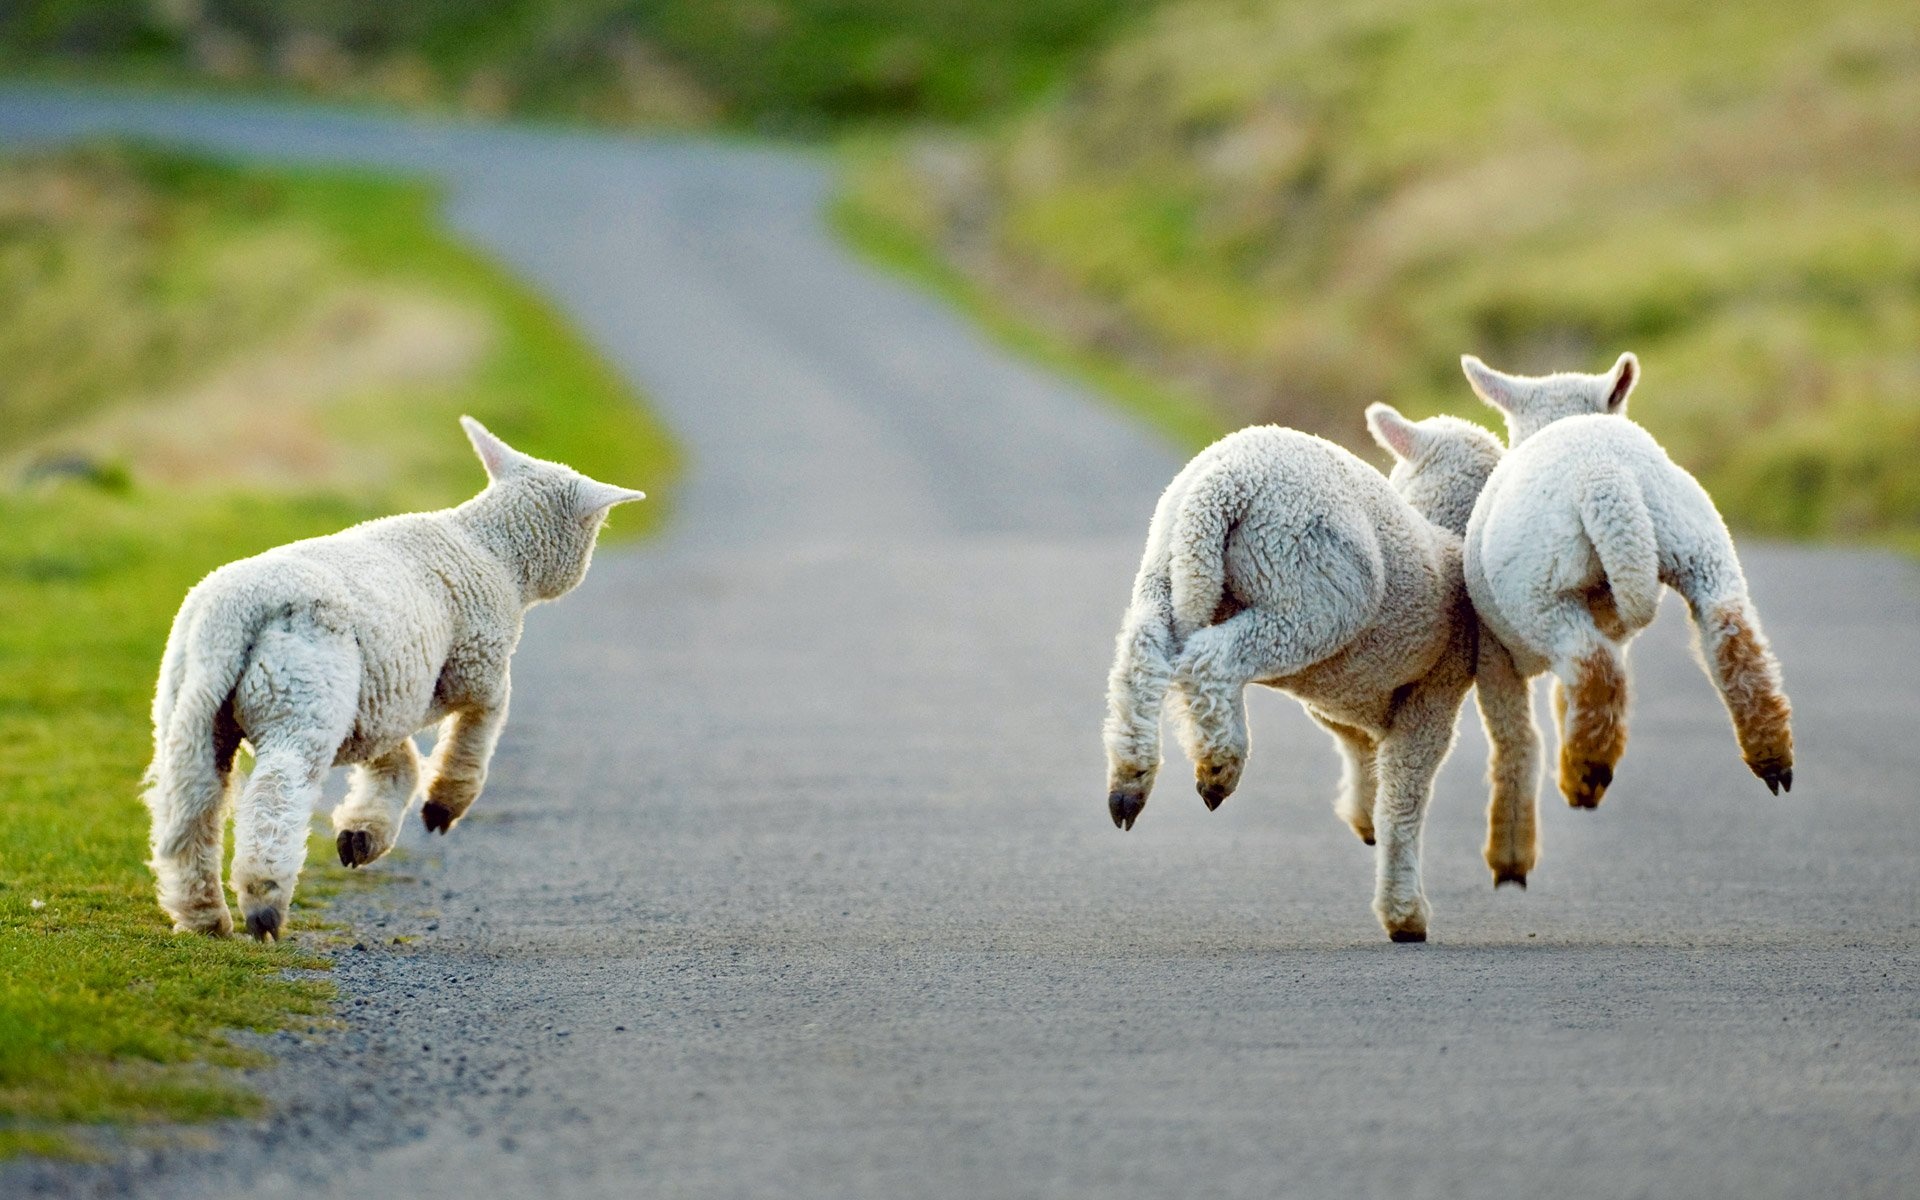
850,0,1920,550
0,145,675,1156
833,139,1223,453
1,0,1159,129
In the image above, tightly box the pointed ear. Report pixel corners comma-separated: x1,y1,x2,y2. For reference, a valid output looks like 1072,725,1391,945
460,416,533,481
1461,355,1522,413
574,478,647,518
1602,351,1638,413
1365,403,1423,462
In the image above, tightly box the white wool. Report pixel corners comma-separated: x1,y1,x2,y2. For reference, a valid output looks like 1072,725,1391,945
143,417,645,940
1102,409,1511,941
1457,354,1794,822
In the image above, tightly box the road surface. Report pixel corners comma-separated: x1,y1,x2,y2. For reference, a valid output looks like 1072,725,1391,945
2,86,1916,1200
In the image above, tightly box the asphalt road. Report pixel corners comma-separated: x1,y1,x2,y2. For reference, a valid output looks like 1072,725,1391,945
3,87,1917,1200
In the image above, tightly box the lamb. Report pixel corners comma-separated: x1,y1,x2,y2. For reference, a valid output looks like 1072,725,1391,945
1101,408,1528,941
143,417,646,940
1458,352,1794,813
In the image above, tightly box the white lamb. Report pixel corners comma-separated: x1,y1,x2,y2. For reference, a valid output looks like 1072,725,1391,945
144,418,646,940
1458,352,1794,811
1101,408,1529,941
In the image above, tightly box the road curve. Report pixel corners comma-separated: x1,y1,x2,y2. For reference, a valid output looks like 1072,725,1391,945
3,86,1917,1200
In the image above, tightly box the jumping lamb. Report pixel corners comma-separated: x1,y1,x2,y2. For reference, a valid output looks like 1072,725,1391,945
1101,409,1530,940
1458,352,1794,812
144,417,646,940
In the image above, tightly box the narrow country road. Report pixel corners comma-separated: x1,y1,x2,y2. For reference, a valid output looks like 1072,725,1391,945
3,87,1916,1200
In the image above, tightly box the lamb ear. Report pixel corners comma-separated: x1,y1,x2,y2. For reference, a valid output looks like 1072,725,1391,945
1603,352,1639,413
575,478,647,517
460,416,534,480
1365,403,1422,462
1461,355,1522,413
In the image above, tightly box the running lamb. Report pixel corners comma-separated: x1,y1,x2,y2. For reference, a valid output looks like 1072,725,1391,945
1102,408,1528,941
1458,352,1794,811
144,418,646,940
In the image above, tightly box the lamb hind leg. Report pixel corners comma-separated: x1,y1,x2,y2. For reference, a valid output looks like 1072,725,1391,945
1104,590,1176,830
333,740,423,867
228,627,357,941
1177,608,1355,810
231,739,337,941
1681,586,1794,793
1538,600,1630,810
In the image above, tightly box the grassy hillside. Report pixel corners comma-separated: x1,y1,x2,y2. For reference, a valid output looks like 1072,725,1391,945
0,0,1156,129
0,145,675,1156
846,0,1920,548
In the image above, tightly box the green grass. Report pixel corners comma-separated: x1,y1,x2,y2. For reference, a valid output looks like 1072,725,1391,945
833,142,1223,453
851,0,1920,547
0,0,1159,129
0,146,675,1156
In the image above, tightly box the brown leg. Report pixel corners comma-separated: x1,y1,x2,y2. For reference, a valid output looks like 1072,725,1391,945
1698,601,1794,793
1476,634,1541,886
1554,644,1629,809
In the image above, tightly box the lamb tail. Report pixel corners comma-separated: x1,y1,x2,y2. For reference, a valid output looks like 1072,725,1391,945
1580,468,1661,632
1167,487,1237,642
146,595,251,862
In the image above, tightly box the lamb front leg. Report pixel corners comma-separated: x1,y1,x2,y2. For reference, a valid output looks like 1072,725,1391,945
1371,679,1469,942
333,740,423,868
1310,712,1379,846
1475,633,1541,887
421,693,509,835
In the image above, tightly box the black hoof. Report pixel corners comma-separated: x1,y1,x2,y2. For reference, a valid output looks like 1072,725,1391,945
1362,835,1376,847
336,829,374,868
1493,871,1527,890
1389,929,1427,943
245,908,283,942
1197,780,1231,812
1567,761,1612,809
1757,763,1793,795
421,801,456,834
1108,791,1144,831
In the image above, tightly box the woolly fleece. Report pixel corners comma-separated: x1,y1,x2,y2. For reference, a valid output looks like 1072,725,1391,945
143,418,646,939
1101,410,1518,940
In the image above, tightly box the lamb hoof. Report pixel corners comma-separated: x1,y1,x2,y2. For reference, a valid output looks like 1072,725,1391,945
1492,870,1527,890
1389,929,1427,944
1755,763,1793,795
1362,835,1376,847
1108,791,1144,831
1197,780,1232,812
421,801,457,835
174,909,235,938
336,829,376,868
1565,761,1612,809
245,907,283,942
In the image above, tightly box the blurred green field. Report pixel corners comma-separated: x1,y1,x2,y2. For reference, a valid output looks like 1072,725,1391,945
0,145,675,1155
846,0,1920,548
0,0,1154,128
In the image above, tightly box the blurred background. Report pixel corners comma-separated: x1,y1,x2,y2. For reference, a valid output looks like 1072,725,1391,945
1,0,1915,547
